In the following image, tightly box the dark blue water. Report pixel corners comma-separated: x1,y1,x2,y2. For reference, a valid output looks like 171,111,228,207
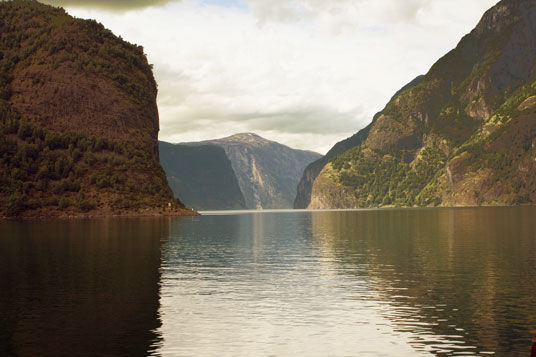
1,207,536,355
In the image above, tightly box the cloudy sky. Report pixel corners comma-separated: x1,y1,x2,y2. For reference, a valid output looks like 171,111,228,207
43,0,498,153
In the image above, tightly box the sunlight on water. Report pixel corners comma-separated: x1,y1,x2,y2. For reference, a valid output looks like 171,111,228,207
152,208,536,356
1,208,535,356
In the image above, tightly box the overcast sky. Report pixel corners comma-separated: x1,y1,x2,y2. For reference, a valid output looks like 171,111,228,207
43,0,498,154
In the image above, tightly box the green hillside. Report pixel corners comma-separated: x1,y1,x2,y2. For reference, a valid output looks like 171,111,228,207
308,0,536,209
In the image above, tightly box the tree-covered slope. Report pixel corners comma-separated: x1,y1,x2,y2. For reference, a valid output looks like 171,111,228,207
294,75,424,209
159,141,246,211
309,0,536,209
0,0,191,217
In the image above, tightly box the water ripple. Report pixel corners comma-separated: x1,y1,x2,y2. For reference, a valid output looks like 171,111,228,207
152,208,536,356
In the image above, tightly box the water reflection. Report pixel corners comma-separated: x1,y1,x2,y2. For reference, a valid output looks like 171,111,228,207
2,208,535,356
0,218,170,356
156,212,426,356
310,208,536,355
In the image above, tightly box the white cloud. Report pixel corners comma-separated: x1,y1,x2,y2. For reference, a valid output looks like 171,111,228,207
244,0,433,28
66,0,498,154
41,0,178,10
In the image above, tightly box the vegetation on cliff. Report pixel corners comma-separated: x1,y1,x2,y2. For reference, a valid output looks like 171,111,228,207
309,0,536,209
327,147,446,207
293,75,426,209
0,0,188,217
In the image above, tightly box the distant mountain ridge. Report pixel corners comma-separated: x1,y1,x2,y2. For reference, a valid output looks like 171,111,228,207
159,142,246,210
181,133,321,209
306,0,536,209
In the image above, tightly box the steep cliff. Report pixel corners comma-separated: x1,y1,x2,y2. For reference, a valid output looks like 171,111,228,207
159,141,246,210
294,75,424,209
309,0,536,209
0,1,192,217
185,133,321,209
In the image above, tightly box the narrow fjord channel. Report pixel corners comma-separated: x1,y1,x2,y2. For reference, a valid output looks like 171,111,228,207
2,207,536,355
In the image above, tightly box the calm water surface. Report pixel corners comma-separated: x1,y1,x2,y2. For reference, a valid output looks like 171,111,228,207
1,207,536,356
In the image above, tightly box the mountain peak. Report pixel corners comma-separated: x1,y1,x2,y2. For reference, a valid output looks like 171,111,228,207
302,0,536,209
474,0,535,37
174,134,321,209
220,133,269,144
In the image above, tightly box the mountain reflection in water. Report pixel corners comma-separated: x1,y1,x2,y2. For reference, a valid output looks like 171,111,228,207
0,218,169,356
309,208,536,354
1,208,536,356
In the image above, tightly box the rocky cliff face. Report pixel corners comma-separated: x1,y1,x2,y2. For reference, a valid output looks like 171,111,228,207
294,76,424,209
309,0,536,209
159,141,246,210
0,1,191,217
293,124,371,209
185,133,321,209
293,76,424,209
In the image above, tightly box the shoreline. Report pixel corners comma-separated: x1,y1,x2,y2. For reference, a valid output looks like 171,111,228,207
201,204,535,215
4,204,534,220
1,209,200,220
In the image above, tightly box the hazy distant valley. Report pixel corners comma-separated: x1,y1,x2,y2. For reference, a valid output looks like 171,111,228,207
160,133,321,210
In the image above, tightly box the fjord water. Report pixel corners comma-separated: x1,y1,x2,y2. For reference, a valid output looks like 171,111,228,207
1,208,536,355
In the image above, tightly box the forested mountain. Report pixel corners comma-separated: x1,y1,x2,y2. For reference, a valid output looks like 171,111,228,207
0,1,192,217
294,75,425,209
306,0,536,209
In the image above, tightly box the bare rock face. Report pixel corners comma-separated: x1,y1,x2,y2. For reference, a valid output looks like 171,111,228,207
308,0,536,209
0,1,190,217
185,133,321,209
